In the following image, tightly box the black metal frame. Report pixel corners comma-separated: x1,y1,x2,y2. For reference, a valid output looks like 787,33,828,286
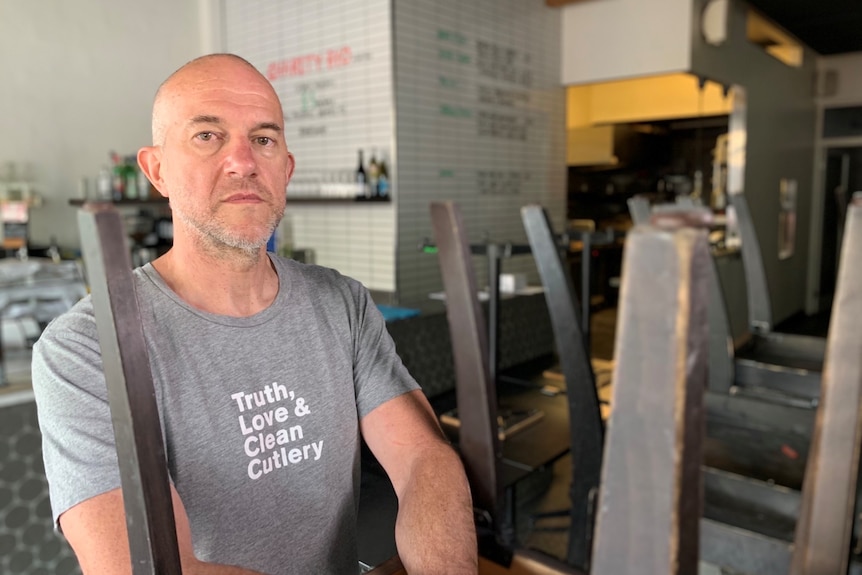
521,206,604,570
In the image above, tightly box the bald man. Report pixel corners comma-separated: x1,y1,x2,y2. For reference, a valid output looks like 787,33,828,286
32,54,477,575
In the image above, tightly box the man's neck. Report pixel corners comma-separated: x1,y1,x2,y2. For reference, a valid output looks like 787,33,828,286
152,239,279,317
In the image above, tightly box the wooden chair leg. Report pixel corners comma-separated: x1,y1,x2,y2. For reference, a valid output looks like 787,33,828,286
790,194,862,574
78,203,182,575
429,201,508,562
591,217,710,575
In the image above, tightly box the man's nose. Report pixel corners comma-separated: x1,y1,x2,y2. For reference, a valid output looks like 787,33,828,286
223,138,257,177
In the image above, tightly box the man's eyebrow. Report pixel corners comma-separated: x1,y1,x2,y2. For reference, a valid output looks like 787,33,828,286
186,117,282,133
189,115,222,126
254,122,283,133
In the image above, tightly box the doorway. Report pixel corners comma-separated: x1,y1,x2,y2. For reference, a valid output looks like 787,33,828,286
819,146,862,311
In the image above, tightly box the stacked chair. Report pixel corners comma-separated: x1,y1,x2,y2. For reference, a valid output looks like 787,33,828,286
429,201,709,574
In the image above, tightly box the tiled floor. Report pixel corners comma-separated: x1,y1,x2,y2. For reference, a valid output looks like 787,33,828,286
0,398,82,575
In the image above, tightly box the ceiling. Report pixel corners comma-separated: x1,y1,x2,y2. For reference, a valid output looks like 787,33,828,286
746,0,862,55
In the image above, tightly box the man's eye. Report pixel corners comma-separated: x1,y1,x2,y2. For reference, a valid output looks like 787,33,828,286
255,136,274,146
196,132,215,141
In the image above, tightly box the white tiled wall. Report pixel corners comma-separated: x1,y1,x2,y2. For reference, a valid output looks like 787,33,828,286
284,204,395,290
393,0,567,304
223,0,397,291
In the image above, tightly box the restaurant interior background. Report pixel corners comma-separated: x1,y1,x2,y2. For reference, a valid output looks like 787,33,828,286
2,0,860,314
2,0,862,573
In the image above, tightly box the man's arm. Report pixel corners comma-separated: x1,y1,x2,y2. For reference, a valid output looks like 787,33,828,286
60,486,267,575
360,389,478,575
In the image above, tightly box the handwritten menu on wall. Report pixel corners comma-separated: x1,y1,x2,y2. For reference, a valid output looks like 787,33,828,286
393,0,567,303
223,0,397,292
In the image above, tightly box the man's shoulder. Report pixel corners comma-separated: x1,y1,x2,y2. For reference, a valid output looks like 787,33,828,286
37,266,156,348
37,294,96,346
271,255,364,294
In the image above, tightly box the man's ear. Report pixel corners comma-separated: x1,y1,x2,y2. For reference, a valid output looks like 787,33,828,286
285,151,296,184
137,146,167,198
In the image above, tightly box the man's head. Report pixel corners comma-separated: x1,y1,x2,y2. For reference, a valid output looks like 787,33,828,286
138,54,295,255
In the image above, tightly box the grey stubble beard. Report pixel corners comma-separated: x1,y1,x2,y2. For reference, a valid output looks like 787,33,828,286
170,197,285,263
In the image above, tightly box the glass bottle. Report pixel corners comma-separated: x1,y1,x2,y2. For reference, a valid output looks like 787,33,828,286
355,149,367,198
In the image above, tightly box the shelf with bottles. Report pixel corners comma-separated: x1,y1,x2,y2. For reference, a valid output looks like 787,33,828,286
358,147,391,200
70,165,165,206
70,151,161,206
287,148,392,203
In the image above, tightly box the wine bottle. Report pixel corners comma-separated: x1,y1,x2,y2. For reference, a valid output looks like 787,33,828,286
355,149,367,198
368,148,379,197
377,153,390,198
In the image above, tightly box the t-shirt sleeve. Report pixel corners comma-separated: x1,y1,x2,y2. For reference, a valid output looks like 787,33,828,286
350,284,420,419
31,302,122,528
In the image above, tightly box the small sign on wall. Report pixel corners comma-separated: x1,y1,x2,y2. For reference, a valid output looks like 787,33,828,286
778,178,797,260
1,201,29,250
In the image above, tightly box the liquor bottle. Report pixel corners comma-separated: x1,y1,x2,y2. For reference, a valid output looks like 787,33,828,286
110,151,125,201
96,167,113,200
355,149,367,198
124,156,138,200
368,148,379,197
377,153,390,198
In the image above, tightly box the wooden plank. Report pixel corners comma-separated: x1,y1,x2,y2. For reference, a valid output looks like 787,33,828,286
77,203,182,575
479,550,584,575
790,194,862,575
429,202,505,548
364,552,584,575
591,220,710,575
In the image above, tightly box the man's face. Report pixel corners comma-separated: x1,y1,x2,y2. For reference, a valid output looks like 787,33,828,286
147,59,294,251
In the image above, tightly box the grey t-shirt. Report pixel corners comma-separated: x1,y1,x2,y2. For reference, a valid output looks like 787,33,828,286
32,255,419,575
